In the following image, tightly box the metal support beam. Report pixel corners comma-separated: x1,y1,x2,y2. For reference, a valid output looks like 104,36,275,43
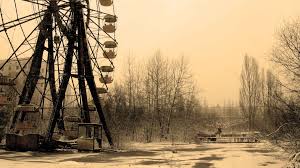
44,9,77,143
43,1,114,147
19,11,52,104
77,5,90,123
48,14,57,108
9,11,51,130
78,5,114,146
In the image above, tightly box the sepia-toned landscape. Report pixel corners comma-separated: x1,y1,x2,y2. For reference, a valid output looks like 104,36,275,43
0,0,300,168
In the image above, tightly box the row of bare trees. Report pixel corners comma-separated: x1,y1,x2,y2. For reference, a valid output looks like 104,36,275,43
240,19,300,147
239,55,282,131
102,51,202,145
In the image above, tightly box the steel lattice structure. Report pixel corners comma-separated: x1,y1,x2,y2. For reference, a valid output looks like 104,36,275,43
0,0,117,147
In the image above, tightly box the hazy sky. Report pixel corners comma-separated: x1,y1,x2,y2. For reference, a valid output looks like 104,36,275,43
114,0,300,105
1,0,300,106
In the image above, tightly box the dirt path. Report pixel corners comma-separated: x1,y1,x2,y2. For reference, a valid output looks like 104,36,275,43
0,142,289,168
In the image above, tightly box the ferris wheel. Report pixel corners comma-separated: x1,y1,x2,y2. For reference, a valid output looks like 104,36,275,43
0,0,117,146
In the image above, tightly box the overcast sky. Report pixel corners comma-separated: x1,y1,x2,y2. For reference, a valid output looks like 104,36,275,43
1,0,300,106
113,0,300,105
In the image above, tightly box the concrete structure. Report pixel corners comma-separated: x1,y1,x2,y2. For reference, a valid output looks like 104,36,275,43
0,57,47,106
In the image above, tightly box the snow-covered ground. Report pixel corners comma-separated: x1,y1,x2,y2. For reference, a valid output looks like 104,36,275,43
0,141,289,168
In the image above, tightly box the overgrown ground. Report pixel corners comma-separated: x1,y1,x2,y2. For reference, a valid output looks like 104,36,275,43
0,141,289,168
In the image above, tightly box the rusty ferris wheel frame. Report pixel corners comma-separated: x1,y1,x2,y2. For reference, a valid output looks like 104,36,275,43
0,0,117,146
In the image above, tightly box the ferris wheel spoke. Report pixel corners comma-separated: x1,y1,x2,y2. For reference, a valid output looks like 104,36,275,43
63,97,77,108
53,9,72,85
86,15,117,42
84,7,111,15
55,10,71,37
87,40,109,90
0,9,46,32
86,26,115,68
15,47,34,57
12,56,33,81
8,31,39,80
10,56,54,105
86,26,102,45
0,22,40,72
35,88,53,102
57,0,68,4
88,34,115,68
53,22,69,63
22,0,49,6
1,43,38,85
53,5,71,37
26,0,50,3
70,77,81,108
87,35,100,60
12,75,53,103
13,0,37,55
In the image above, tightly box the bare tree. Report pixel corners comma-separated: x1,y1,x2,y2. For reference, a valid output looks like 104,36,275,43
165,55,191,138
272,19,300,92
265,71,282,129
182,82,199,142
239,54,261,131
271,19,300,140
146,50,166,140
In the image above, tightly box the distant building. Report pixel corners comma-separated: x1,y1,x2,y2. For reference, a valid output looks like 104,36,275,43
0,57,47,106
